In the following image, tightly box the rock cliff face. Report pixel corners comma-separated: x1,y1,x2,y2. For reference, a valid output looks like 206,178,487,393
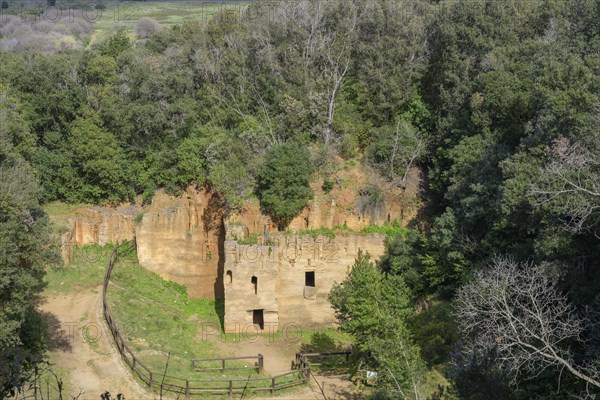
55,188,225,299
222,231,386,333
56,206,138,263
56,171,416,303
135,188,225,299
226,169,420,235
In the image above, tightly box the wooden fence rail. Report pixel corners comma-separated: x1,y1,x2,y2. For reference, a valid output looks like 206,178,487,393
192,354,264,373
102,241,308,398
295,351,351,370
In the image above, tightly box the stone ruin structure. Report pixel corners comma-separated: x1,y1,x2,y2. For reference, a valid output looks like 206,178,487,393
222,227,385,333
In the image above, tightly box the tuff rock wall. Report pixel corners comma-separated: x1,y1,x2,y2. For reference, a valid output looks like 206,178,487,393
222,229,386,333
56,178,413,303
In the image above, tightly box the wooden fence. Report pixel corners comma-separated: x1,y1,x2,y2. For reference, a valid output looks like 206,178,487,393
295,351,351,370
192,355,264,373
102,241,309,398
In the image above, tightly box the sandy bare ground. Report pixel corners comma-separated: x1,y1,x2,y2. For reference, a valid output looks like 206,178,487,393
40,286,149,399
211,335,365,400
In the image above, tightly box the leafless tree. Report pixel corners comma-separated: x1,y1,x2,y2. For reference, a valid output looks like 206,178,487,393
0,15,92,53
455,256,600,391
320,1,357,147
135,17,162,38
268,0,358,146
531,136,600,237
368,120,426,191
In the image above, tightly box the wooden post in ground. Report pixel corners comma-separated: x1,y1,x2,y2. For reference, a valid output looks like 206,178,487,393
271,377,276,394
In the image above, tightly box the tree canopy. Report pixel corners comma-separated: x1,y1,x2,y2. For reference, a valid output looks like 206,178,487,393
256,143,314,228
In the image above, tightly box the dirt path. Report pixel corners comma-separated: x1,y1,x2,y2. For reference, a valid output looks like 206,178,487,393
249,371,364,400
212,335,298,375
40,287,149,399
87,32,97,49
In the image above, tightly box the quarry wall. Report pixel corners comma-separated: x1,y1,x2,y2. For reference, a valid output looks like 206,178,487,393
135,188,225,298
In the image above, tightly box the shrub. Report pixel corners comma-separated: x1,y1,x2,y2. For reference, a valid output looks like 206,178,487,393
322,178,334,193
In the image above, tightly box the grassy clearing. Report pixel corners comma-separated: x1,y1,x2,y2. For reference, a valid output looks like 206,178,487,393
419,366,452,399
44,201,85,217
359,221,410,237
44,201,90,232
44,245,114,293
294,225,352,239
92,1,249,42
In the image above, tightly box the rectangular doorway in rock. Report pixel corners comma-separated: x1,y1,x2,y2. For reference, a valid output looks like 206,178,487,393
305,271,315,287
253,309,264,330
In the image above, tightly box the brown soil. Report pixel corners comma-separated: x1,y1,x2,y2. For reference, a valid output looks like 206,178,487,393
40,287,149,399
208,334,365,400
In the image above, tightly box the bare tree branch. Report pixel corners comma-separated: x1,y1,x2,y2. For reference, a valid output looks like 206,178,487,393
531,136,600,236
455,256,600,389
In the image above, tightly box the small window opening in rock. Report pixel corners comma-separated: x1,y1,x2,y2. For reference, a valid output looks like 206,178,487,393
226,270,232,284
251,276,258,294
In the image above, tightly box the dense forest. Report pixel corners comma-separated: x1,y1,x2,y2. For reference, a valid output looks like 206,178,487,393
1,0,599,398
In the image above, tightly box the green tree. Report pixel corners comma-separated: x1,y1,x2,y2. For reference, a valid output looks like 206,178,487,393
352,0,428,124
100,29,131,59
85,55,118,86
0,139,58,397
256,143,313,228
67,117,132,204
0,85,36,162
329,251,425,398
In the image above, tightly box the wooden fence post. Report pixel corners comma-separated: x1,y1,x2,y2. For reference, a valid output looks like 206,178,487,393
228,380,233,398
222,358,226,372
149,371,153,389
258,354,264,374
271,377,276,394
185,379,190,400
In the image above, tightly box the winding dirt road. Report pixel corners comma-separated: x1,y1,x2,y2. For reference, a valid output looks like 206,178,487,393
41,287,148,399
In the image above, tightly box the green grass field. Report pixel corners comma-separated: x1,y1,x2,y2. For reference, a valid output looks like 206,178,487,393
91,1,249,42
